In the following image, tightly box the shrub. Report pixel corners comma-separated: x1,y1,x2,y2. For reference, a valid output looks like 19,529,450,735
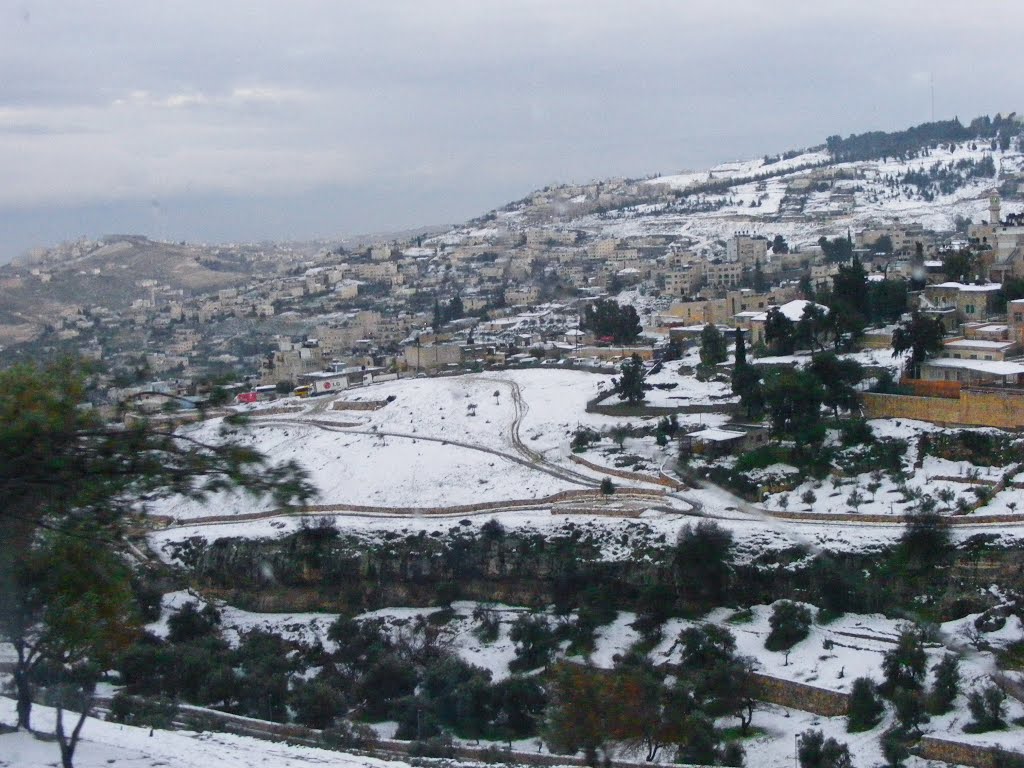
765,601,813,651
106,692,177,729
847,677,884,732
965,683,1007,732
321,720,379,751
472,604,501,644
927,654,960,714
508,615,557,672
167,601,221,643
797,729,852,768
290,678,348,729
600,476,615,495
881,627,927,695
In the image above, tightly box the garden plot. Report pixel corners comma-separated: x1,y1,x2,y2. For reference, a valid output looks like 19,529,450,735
754,417,1023,518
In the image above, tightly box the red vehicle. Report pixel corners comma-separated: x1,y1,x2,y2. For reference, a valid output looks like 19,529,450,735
235,391,259,404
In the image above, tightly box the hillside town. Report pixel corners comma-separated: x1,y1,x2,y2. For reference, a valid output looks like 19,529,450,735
6,118,1024,768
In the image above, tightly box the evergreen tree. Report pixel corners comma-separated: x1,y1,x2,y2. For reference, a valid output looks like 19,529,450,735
927,654,961,714
699,324,728,367
847,677,884,732
764,307,796,355
614,354,647,404
0,359,314,734
733,328,746,367
892,312,945,378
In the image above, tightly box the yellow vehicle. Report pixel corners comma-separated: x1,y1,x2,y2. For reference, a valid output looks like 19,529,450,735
292,385,312,398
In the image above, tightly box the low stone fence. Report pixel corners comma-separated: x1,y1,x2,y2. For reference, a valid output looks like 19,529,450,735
765,509,1024,526
331,400,389,411
749,672,849,717
570,454,684,490
919,736,1024,768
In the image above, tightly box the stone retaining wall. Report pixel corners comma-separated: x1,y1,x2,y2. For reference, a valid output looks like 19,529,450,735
570,454,684,489
920,736,1024,768
749,672,849,717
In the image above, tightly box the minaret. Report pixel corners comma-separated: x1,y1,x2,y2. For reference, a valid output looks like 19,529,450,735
990,195,1001,226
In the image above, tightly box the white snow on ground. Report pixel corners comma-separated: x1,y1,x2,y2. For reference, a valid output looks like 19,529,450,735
149,420,578,519
0,698,409,768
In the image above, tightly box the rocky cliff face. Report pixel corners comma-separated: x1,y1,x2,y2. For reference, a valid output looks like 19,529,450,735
158,522,1024,619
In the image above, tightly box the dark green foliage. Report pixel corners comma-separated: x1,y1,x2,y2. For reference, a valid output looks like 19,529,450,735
764,307,796,355
797,728,853,768
356,653,418,720
291,678,347,729
892,312,945,378
928,654,961,714
891,687,928,734
107,692,178,729
731,363,763,418
571,427,600,452
839,419,874,447
868,279,909,323
472,604,501,644
825,118,972,164
614,354,647,404
891,513,953,583
762,367,824,442
733,327,746,366
675,521,734,609
810,352,863,419
847,677,884,732
600,477,615,495
880,726,912,767
700,324,728,367
942,249,978,283
582,299,642,344
818,236,854,264
881,627,928,695
765,601,813,651
167,602,221,644
509,615,557,672
965,684,1007,732
795,303,830,351
320,720,379,751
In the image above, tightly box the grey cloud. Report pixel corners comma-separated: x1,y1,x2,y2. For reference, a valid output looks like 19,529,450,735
1,0,1024,259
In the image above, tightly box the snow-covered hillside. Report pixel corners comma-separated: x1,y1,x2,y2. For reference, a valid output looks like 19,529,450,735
477,138,1024,257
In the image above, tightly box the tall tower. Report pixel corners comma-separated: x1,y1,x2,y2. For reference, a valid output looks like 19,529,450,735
990,195,1001,226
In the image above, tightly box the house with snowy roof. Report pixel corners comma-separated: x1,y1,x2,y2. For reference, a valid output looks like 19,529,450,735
918,282,1002,326
740,299,829,347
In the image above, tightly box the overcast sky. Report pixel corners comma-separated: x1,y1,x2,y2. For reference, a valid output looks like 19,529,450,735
1,0,1022,260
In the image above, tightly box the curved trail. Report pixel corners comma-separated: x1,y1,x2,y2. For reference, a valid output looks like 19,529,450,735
248,415,601,489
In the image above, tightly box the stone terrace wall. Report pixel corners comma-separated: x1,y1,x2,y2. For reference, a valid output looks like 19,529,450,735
748,673,849,717
920,736,1024,768
862,389,1024,429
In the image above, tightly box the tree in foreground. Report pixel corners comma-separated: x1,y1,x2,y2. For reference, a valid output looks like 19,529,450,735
797,729,853,768
0,359,314,749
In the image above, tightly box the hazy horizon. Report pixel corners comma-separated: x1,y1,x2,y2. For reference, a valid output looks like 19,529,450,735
3,0,1023,261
